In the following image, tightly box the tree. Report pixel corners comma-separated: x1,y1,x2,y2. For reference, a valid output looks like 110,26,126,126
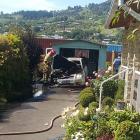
0,34,32,102
9,24,43,77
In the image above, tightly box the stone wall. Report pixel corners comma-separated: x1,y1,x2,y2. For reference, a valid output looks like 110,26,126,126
122,21,140,70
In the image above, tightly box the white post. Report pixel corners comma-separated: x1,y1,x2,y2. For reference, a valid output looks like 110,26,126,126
124,53,130,102
130,54,136,109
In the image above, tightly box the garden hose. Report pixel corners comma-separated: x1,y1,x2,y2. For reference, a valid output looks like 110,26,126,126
0,102,79,136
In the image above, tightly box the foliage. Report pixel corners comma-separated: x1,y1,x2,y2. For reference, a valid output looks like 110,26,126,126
115,120,140,140
103,80,118,99
89,101,98,108
79,88,96,107
91,77,118,100
127,28,139,41
78,106,91,121
115,80,125,101
88,102,98,116
0,1,122,44
0,34,32,102
96,117,113,139
102,97,114,108
110,111,131,123
63,104,140,140
64,116,81,140
9,24,43,74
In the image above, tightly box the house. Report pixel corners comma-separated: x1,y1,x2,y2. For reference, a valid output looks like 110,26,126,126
105,0,140,112
35,37,107,75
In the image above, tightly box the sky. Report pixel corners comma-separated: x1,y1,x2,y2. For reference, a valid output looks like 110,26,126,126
0,0,107,13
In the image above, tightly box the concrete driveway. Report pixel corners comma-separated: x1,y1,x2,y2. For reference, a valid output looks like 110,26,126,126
0,87,81,140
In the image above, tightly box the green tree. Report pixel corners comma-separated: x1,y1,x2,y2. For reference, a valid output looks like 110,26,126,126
0,34,32,102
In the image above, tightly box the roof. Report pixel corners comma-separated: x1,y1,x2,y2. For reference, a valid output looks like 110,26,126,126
34,37,107,51
53,39,106,47
107,44,122,52
105,0,140,29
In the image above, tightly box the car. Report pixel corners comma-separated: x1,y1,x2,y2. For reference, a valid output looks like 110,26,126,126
51,55,86,86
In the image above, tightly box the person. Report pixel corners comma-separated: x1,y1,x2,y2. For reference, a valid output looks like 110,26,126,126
113,54,121,73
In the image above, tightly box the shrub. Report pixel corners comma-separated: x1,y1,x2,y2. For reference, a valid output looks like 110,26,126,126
79,87,94,95
102,80,118,99
115,80,125,101
110,111,131,123
115,120,140,140
79,91,96,107
88,102,98,116
64,116,81,140
78,106,90,121
0,34,32,102
102,97,114,108
91,79,118,100
96,117,113,139
89,102,98,108
130,112,140,123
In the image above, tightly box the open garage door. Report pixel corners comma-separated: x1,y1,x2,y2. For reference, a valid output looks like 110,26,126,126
60,48,99,75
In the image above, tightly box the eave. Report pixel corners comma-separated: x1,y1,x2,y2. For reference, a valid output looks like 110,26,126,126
105,0,140,29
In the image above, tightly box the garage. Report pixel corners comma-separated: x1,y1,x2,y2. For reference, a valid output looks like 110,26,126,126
52,40,107,76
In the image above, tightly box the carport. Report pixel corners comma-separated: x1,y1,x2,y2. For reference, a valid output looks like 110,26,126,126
52,40,107,75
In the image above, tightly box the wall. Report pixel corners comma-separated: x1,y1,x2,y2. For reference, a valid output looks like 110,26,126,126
122,22,140,70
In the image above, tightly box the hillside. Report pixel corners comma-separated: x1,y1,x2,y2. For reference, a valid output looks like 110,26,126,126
0,0,122,44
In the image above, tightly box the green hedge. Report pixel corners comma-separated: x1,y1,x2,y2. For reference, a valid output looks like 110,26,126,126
79,87,96,107
0,34,32,102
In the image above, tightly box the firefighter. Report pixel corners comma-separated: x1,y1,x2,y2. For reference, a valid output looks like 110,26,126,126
43,49,56,82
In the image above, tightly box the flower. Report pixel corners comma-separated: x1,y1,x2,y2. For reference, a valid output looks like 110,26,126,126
68,122,72,126
71,110,79,117
85,82,89,87
93,71,96,74
73,131,84,140
95,73,98,76
108,66,112,71
105,70,109,74
84,107,88,115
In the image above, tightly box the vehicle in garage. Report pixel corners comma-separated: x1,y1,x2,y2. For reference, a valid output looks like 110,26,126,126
51,55,86,86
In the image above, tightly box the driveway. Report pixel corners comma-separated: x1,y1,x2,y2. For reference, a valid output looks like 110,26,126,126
0,86,81,140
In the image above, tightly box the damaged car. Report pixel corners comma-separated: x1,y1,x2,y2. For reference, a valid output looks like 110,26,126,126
51,55,86,86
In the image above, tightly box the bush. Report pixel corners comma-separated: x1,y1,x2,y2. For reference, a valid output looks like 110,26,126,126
64,116,81,140
102,97,114,108
78,106,90,121
115,80,125,101
89,102,98,108
80,87,94,95
110,111,131,123
91,79,118,100
88,102,98,116
96,117,113,139
79,90,96,107
0,34,32,102
102,80,118,99
115,120,140,140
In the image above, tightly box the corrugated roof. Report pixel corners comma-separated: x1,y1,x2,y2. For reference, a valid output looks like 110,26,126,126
107,44,122,52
